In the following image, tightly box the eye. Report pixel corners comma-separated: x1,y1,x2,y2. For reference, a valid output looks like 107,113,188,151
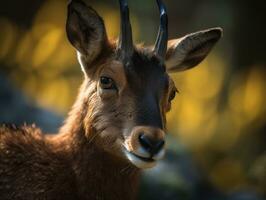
168,89,177,102
100,76,117,90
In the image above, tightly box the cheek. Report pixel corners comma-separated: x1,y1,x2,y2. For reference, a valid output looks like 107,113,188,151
96,127,125,157
87,99,125,135
88,110,125,152
85,88,136,141
100,127,122,143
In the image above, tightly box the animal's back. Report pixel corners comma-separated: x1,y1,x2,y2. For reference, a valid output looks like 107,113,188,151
0,125,78,200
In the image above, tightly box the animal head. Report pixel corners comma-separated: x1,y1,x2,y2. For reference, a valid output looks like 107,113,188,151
66,0,222,169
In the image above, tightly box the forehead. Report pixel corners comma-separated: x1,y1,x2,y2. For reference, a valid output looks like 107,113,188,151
100,48,169,94
124,49,168,92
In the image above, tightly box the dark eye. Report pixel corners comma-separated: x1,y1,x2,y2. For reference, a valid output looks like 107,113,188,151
100,76,116,90
169,89,176,102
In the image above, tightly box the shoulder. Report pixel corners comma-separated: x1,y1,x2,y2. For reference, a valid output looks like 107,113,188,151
0,124,78,198
0,124,44,149
0,123,42,135
0,124,48,164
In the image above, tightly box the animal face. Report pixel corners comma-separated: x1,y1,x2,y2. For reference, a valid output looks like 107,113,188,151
66,0,222,169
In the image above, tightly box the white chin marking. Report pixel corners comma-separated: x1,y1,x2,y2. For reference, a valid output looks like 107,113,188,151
135,147,165,161
137,146,151,158
124,151,157,169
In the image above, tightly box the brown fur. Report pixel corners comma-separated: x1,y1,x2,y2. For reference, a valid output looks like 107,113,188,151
0,125,78,199
0,51,170,199
0,79,141,200
0,1,222,199
0,45,167,200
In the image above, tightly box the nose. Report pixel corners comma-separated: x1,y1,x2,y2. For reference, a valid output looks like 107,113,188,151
138,133,165,156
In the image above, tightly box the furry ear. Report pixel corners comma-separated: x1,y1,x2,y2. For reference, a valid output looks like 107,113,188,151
66,0,108,67
165,28,222,72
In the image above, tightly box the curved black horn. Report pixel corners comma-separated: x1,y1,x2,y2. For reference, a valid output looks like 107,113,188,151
154,0,168,59
118,0,133,61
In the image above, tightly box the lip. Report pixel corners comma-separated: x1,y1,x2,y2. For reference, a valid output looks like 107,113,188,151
124,149,157,169
129,152,155,163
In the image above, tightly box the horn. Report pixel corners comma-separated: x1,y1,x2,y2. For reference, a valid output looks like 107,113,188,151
154,0,168,60
118,0,134,61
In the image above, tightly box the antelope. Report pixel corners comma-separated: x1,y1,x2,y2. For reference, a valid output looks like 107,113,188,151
0,0,222,199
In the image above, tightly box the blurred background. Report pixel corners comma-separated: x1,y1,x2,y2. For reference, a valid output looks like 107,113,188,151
0,0,265,199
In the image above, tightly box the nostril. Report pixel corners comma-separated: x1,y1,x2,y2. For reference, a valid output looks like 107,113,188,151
138,134,152,151
138,134,165,155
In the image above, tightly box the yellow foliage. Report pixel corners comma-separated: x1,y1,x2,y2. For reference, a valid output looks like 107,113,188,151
38,78,72,114
94,3,140,40
167,55,226,148
15,31,33,68
229,67,266,127
0,18,17,60
243,67,266,120
32,27,63,68
183,57,224,100
210,159,247,192
33,0,66,28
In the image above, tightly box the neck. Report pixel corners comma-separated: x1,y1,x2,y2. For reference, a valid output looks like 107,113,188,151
72,142,140,200
56,82,141,200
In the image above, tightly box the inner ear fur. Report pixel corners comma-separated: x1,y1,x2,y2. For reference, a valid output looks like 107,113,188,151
165,27,223,72
66,0,109,69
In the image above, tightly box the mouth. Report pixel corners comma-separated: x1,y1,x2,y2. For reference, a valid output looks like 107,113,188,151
124,150,157,169
130,152,155,162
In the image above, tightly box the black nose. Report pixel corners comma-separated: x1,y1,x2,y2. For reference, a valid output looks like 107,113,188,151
138,134,165,156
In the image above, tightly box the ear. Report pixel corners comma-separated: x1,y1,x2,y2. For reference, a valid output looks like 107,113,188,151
66,0,108,67
165,28,223,72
